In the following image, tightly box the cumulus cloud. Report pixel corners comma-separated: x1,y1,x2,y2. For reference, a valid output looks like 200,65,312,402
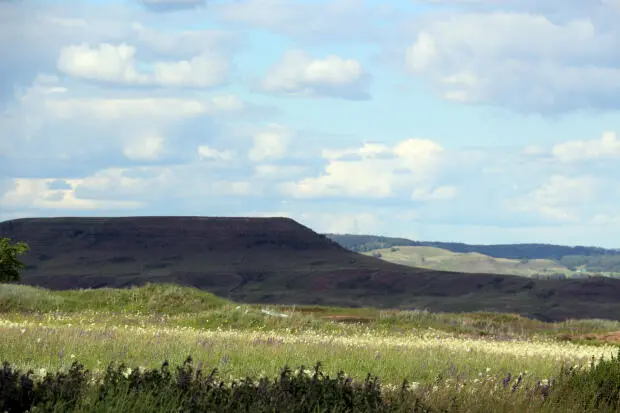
122,134,166,161
0,1,131,103
198,145,235,161
248,124,292,162
322,142,391,160
403,9,620,112
281,138,448,199
507,175,603,223
553,131,620,162
260,50,371,100
1,75,265,179
57,43,229,88
1,178,144,211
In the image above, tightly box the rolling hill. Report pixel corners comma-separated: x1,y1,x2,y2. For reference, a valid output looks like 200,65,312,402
361,246,572,278
3,216,620,322
326,233,620,260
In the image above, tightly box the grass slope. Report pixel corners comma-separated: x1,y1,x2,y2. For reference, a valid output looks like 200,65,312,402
363,246,571,277
2,283,620,412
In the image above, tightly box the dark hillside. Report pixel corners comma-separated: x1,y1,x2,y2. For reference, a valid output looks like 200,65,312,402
3,216,620,322
326,234,619,260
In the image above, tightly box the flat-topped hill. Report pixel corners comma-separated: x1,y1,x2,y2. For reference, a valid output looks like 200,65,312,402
3,216,620,322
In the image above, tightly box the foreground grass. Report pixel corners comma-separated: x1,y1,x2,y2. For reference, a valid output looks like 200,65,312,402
2,282,620,412
7,356,616,413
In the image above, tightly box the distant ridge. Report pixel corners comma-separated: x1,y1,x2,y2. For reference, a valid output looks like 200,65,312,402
325,233,620,260
3,216,620,322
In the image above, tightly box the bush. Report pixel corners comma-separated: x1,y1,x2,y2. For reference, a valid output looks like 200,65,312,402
0,358,434,413
0,360,87,413
545,349,620,411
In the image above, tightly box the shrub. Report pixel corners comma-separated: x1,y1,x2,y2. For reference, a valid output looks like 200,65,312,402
545,348,620,411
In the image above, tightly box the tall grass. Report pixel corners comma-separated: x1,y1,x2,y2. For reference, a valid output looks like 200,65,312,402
2,283,620,412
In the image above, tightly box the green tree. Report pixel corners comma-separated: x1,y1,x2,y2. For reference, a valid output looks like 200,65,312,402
0,237,30,283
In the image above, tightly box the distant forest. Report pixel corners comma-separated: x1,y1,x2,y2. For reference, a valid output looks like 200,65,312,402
325,234,620,272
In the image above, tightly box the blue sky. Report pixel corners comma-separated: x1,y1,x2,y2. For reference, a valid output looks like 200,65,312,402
2,0,620,247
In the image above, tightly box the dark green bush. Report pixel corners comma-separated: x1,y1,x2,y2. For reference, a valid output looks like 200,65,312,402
0,360,87,413
544,348,620,411
0,357,435,413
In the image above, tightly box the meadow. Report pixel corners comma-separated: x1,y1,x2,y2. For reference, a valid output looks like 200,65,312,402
2,282,620,412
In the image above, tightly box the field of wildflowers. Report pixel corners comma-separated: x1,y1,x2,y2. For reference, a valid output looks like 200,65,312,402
1,283,620,412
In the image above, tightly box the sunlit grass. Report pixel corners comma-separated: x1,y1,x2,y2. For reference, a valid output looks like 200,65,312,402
1,309,617,390
2,283,620,412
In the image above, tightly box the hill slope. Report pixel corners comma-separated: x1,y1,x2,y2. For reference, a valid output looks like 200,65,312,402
362,246,571,277
326,233,620,260
3,216,620,322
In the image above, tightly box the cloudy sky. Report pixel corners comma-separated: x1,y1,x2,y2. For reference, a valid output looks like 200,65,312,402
2,0,620,247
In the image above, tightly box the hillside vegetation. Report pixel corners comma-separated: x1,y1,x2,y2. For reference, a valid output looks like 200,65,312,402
362,246,573,278
327,233,620,261
4,216,620,322
3,283,620,412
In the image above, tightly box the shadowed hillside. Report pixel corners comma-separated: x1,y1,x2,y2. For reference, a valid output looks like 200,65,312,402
3,216,620,322
327,233,620,260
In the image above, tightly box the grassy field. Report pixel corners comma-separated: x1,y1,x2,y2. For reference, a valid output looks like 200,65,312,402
2,282,620,412
362,246,591,278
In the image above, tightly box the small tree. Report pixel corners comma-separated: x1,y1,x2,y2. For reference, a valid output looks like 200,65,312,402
0,237,30,283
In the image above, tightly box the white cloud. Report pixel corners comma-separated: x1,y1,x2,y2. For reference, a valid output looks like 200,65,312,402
507,175,602,222
44,94,246,121
71,168,170,200
122,134,166,161
45,97,205,120
1,75,259,173
405,31,437,73
198,145,235,161
260,50,370,99
553,131,620,162
1,178,143,210
322,142,391,160
281,138,448,199
57,43,229,88
212,180,256,196
248,124,291,162
403,11,620,112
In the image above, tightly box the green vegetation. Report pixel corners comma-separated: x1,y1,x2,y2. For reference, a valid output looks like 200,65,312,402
4,353,620,413
0,283,228,314
2,283,620,411
0,237,30,283
361,245,620,279
362,246,571,278
559,254,620,273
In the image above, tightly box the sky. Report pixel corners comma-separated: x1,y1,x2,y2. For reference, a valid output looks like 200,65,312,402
1,0,620,248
